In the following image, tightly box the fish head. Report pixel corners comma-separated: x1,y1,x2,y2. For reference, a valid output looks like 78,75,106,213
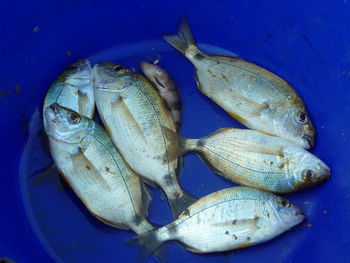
290,151,330,190
61,58,93,87
94,62,134,93
140,61,170,85
278,106,315,149
269,196,305,230
45,103,94,144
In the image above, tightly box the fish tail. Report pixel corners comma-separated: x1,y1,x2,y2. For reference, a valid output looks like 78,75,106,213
163,16,196,55
168,190,197,218
125,228,166,262
180,138,200,153
162,125,199,155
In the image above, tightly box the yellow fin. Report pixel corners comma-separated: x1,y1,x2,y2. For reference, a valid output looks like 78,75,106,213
234,242,254,249
227,110,248,125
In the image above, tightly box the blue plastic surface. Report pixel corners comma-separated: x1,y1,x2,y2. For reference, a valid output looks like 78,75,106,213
1,1,350,262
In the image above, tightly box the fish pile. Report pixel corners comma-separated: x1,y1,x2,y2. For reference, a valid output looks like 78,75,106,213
42,17,330,259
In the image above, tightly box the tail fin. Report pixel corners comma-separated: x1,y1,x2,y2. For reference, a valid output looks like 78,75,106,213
163,16,196,55
180,138,199,153
162,125,198,155
168,190,197,218
125,228,165,262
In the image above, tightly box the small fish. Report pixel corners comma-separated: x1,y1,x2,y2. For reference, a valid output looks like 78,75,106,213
140,61,182,132
45,103,154,234
164,18,315,149
166,128,330,193
128,186,305,257
94,62,196,218
43,58,95,132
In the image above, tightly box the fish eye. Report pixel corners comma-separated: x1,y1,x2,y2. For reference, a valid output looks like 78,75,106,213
296,111,308,124
113,65,123,72
67,111,80,124
302,169,315,182
66,64,79,72
277,197,289,208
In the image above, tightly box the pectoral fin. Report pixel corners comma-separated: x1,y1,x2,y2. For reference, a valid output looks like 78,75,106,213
70,149,110,191
110,96,147,144
78,90,91,116
140,181,153,218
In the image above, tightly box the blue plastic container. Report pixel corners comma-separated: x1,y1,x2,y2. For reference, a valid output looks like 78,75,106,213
1,1,350,262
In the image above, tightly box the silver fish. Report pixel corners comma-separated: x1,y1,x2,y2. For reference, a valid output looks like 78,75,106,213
43,58,95,132
94,62,195,218
128,186,304,256
164,18,315,149
45,103,153,234
140,61,182,132
172,128,330,193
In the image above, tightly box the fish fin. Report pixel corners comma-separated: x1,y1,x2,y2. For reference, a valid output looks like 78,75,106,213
168,190,197,218
234,242,254,249
161,125,198,156
141,176,159,189
161,126,181,161
70,149,110,191
176,156,184,178
111,97,147,144
93,214,130,230
180,242,204,254
30,163,68,192
125,228,166,262
197,154,224,177
163,16,196,55
77,90,93,117
140,181,153,218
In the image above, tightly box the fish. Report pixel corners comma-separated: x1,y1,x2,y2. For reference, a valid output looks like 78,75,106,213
128,186,305,257
94,62,196,218
163,18,315,149
140,61,182,132
44,103,154,234
43,58,95,132
165,127,330,193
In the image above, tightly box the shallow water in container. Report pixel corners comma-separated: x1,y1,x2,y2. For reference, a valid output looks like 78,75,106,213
20,40,320,263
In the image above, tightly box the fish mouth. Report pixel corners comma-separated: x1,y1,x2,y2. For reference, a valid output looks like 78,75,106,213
319,166,331,181
296,210,306,222
301,134,314,148
47,103,61,124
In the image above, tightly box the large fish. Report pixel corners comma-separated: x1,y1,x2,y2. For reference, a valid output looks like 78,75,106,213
164,18,315,149
140,61,182,132
43,58,95,132
128,186,305,256
168,128,330,193
44,103,154,234
94,62,195,218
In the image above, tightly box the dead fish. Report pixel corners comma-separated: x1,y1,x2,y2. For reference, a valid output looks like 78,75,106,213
128,186,305,257
44,103,153,234
140,61,182,132
43,58,95,132
164,18,315,149
94,62,196,218
166,128,330,193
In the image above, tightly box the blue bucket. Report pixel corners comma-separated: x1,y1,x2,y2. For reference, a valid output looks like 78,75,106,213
1,1,349,262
